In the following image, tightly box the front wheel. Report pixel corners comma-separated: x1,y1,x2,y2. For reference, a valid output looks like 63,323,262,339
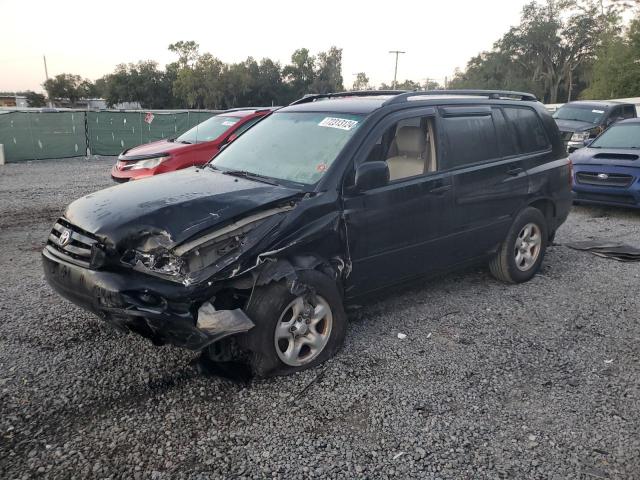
489,207,548,284
242,269,347,377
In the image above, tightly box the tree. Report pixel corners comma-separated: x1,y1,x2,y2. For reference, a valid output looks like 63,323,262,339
253,58,285,106
311,46,345,94
282,48,316,101
173,53,225,108
42,73,90,106
352,72,370,90
501,0,620,102
394,79,422,90
583,14,640,98
450,0,622,103
18,91,46,107
103,61,173,108
168,41,200,68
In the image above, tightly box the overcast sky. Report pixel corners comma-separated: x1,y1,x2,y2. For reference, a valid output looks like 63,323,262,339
0,0,533,92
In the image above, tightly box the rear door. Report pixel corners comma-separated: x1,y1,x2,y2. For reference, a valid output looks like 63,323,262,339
438,105,531,261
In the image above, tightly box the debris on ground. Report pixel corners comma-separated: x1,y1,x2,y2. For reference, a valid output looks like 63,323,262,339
565,240,640,262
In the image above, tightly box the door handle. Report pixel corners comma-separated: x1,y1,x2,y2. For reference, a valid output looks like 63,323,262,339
427,184,452,195
507,167,524,176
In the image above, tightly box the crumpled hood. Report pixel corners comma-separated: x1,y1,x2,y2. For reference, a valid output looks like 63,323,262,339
570,147,640,167
554,119,595,133
64,167,300,250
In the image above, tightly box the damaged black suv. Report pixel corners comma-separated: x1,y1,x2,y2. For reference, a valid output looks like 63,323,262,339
43,90,571,376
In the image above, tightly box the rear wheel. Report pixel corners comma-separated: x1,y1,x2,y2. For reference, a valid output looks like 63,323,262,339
489,207,548,283
243,269,346,377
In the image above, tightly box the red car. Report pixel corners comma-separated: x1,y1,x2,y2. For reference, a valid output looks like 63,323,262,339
111,108,275,182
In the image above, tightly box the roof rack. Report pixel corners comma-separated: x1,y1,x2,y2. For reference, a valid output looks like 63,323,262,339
382,89,538,105
290,90,408,105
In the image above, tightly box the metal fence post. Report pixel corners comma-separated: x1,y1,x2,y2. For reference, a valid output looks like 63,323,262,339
84,111,91,157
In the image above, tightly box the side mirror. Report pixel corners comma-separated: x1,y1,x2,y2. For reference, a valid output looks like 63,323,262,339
355,161,389,191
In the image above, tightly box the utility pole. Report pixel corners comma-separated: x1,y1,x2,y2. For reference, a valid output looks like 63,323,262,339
43,55,53,107
389,50,405,89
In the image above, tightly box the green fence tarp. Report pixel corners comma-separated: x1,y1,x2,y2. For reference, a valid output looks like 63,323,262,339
0,110,220,161
0,111,86,161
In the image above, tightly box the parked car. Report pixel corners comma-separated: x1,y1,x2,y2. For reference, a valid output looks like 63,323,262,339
111,108,275,182
43,90,571,376
571,118,640,208
553,100,637,153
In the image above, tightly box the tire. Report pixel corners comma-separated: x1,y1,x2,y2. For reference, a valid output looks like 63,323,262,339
489,207,548,284
242,269,347,377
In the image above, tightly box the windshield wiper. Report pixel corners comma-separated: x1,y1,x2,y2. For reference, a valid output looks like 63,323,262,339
221,169,280,185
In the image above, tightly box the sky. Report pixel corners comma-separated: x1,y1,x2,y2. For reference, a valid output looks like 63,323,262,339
0,0,533,93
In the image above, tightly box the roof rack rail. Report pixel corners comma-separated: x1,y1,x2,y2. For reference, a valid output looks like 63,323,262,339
382,89,538,106
290,90,408,105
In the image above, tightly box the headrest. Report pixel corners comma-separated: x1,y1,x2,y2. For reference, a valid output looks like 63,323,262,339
395,126,425,156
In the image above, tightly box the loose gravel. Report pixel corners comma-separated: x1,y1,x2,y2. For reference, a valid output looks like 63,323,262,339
0,157,639,479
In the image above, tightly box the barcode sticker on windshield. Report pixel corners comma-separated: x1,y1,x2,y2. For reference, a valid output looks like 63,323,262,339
318,117,359,130
592,109,604,114
222,120,238,126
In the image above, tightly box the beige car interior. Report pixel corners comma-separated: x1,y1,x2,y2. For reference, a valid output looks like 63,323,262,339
385,119,437,181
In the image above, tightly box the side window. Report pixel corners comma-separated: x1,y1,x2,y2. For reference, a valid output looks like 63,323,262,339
440,114,499,170
608,106,622,122
492,108,519,157
503,107,550,154
364,115,437,182
623,105,636,119
232,116,262,137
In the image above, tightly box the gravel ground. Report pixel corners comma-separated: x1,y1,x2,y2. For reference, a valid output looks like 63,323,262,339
0,157,639,479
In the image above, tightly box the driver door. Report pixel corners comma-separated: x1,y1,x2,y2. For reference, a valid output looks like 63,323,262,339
342,108,455,297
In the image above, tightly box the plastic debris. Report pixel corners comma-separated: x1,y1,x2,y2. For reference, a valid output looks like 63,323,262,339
397,333,407,340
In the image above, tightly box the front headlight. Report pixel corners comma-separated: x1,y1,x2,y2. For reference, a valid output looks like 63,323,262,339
122,249,184,277
128,155,170,170
570,131,590,142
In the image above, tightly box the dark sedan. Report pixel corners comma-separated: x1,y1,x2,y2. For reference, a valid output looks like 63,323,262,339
570,118,640,208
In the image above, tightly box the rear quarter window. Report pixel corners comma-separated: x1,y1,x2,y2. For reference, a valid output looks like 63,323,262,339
503,107,550,154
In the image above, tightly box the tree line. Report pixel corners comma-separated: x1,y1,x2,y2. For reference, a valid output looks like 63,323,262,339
449,0,640,103
36,42,443,109
11,0,640,109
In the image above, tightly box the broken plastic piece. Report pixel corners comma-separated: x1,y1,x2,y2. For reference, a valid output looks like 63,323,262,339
196,302,255,341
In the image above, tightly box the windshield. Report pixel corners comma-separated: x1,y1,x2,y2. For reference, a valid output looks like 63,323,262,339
211,112,364,185
176,115,241,144
591,123,640,149
553,105,606,124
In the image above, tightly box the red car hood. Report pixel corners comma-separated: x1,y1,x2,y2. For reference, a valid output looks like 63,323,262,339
120,139,198,158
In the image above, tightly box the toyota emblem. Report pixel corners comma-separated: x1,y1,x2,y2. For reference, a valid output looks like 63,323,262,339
597,173,609,180
58,229,72,247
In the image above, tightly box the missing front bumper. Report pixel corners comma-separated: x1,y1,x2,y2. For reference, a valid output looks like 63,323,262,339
42,248,254,351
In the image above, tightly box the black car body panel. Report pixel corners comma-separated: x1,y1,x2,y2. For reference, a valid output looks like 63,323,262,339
64,168,302,248
43,90,572,352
